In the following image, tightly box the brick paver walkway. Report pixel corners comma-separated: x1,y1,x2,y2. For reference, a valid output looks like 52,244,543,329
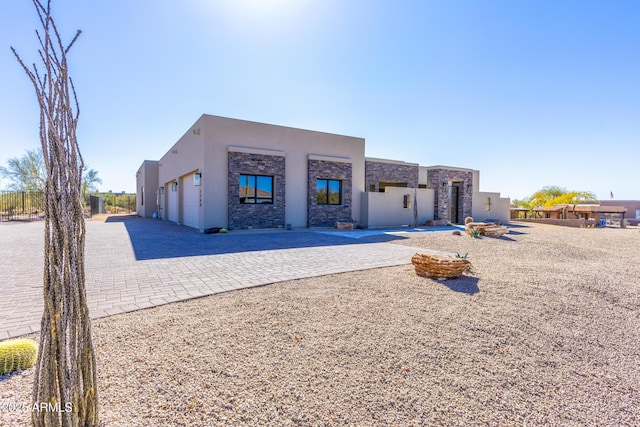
0,217,438,340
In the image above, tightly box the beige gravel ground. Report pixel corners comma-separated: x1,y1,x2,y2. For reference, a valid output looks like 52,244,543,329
1,222,639,426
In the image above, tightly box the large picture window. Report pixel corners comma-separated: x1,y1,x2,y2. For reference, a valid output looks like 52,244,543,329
239,174,273,204
316,179,342,205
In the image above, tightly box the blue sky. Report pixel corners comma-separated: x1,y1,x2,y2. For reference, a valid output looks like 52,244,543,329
1,0,639,200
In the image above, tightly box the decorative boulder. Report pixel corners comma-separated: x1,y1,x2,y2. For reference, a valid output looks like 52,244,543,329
483,225,508,237
335,222,354,230
465,222,492,235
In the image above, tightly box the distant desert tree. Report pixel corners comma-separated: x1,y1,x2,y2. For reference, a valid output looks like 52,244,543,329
544,191,598,207
82,167,102,204
513,186,599,210
0,147,46,191
1,147,101,206
11,0,98,426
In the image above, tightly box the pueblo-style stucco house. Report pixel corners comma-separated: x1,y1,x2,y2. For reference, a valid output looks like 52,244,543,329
600,200,640,226
136,115,510,231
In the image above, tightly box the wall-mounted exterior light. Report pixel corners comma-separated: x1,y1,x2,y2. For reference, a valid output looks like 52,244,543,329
194,173,201,186
159,186,164,195
442,182,447,190
171,182,178,191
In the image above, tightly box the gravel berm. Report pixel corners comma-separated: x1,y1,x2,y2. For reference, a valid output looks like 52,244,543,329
1,222,639,426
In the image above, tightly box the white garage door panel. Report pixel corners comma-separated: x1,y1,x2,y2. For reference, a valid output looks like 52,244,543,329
167,183,178,222
182,173,200,229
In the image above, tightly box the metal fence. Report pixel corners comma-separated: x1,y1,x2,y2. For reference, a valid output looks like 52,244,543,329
90,195,105,216
1,191,136,221
0,191,45,221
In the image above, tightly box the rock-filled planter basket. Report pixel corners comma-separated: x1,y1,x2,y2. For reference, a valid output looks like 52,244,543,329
411,253,472,279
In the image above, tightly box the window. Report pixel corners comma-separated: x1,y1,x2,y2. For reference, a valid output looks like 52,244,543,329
316,179,342,205
403,194,411,209
239,174,273,204
485,197,492,211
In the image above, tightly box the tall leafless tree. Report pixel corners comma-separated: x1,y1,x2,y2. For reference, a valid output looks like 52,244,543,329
12,1,98,425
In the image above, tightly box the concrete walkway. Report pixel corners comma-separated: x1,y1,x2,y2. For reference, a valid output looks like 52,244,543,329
0,217,437,340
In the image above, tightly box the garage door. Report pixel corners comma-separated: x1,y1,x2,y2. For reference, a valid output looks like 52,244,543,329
181,173,200,229
166,182,178,222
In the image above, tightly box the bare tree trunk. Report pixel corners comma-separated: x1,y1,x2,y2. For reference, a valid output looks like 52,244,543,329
12,1,98,425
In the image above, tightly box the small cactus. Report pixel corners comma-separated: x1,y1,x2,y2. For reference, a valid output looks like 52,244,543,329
0,338,38,375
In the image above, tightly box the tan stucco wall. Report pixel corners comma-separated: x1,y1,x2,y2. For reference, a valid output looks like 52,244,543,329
472,191,511,224
471,170,510,223
158,115,365,230
361,187,434,228
156,124,205,227
135,160,159,218
418,166,429,186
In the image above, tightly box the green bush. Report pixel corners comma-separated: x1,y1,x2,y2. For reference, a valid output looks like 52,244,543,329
219,228,228,234
0,338,38,375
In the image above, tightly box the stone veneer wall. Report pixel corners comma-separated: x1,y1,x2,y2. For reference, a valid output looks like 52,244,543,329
308,160,352,227
426,168,473,223
228,152,285,229
365,160,419,192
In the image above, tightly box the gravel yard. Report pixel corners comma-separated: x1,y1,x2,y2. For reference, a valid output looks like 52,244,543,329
1,222,639,426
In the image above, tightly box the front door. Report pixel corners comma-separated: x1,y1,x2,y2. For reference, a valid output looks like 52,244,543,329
451,185,460,224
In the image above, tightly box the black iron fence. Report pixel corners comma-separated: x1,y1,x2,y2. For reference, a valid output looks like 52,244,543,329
0,191,45,221
1,191,136,221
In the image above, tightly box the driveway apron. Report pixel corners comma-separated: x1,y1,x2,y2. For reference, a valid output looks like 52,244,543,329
0,218,435,340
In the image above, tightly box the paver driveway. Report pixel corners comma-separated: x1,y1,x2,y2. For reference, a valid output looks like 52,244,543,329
0,217,437,340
